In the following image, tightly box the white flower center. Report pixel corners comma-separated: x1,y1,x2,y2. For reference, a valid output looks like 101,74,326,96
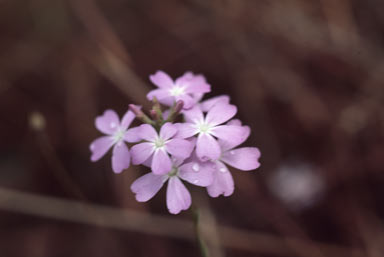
154,137,166,149
113,129,125,143
197,122,212,134
169,86,185,96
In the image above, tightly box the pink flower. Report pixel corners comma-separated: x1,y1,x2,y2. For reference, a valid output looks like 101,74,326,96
131,157,215,214
90,110,140,174
147,71,211,109
176,103,248,161
130,123,194,175
207,120,261,197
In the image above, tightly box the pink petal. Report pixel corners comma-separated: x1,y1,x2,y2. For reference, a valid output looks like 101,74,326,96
174,71,194,85
120,110,135,130
174,123,197,139
147,88,172,102
211,125,248,147
226,119,242,126
131,172,167,202
166,177,191,214
184,78,210,95
178,160,215,187
124,126,141,143
149,71,174,88
218,125,251,151
95,110,120,135
151,150,172,175
182,105,204,123
196,133,221,161
112,142,130,174
200,95,230,112
165,138,194,159
207,162,234,197
162,109,170,120
206,103,237,126
221,147,261,171
138,124,158,142
142,155,153,168
90,136,114,161
130,142,155,165
160,122,177,140
157,96,175,107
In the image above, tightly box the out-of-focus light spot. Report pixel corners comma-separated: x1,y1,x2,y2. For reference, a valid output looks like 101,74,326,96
268,163,325,211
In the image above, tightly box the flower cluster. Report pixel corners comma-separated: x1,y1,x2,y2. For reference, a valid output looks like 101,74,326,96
90,71,261,214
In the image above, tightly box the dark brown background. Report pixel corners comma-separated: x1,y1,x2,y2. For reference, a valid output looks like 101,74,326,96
0,0,383,256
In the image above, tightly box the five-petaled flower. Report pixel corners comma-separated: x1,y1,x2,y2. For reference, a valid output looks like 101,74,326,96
131,156,215,214
176,102,248,161
90,109,140,173
130,123,194,174
147,71,211,109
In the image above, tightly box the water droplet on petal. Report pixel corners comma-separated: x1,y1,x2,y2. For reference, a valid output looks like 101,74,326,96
230,150,235,155
220,167,227,173
110,122,117,128
193,179,199,184
192,163,199,172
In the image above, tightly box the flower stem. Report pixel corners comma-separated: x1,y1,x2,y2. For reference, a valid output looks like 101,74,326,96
193,207,210,257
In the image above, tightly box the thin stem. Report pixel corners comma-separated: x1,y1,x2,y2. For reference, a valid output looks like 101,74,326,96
193,207,210,257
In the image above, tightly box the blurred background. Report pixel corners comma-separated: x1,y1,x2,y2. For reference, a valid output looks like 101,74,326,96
1,0,384,256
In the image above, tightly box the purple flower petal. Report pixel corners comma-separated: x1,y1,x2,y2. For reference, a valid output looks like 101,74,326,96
206,103,237,126
90,136,114,161
95,110,120,135
165,138,194,159
130,142,155,165
184,80,210,95
166,177,191,214
120,110,135,130
162,109,170,120
174,123,197,139
142,155,153,168
124,126,141,143
178,160,215,187
207,162,234,197
211,125,248,147
149,71,174,88
147,89,173,103
160,122,177,140
182,106,204,123
226,119,242,126
196,133,221,161
157,96,175,107
174,71,194,85
200,95,230,112
111,142,130,174
131,172,167,202
218,125,251,151
221,147,261,171
151,150,172,175
138,124,158,141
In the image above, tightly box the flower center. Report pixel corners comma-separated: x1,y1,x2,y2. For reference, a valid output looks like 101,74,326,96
169,86,185,96
113,129,125,143
154,137,166,148
168,167,178,177
198,123,212,134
